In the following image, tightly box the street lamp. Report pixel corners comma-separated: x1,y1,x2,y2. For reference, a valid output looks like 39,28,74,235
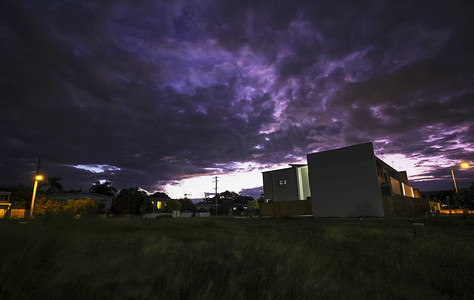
451,162,470,193
30,174,43,217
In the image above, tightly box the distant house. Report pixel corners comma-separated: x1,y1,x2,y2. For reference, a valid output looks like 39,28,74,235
150,197,168,211
48,192,113,210
0,191,12,218
262,142,426,217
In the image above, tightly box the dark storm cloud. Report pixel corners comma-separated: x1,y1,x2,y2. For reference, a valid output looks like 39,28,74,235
1,0,473,192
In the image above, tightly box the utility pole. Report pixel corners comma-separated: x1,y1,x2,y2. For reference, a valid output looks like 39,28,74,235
30,158,43,217
451,169,458,193
213,176,218,216
36,158,41,174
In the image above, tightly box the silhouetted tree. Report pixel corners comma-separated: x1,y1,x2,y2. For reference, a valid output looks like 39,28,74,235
248,199,259,217
40,176,63,194
236,195,254,205
201,196,213,204
219,191,239,201
455,182,474,211
165,199,181,212
179,198,196,212
89,181,117,196
204,190,256,215
150,191,170,199
139,198,154,215
219,190,254,204
198,191,255,215
113,187,149,214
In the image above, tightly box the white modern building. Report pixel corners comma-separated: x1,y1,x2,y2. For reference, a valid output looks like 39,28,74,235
262,142,420,217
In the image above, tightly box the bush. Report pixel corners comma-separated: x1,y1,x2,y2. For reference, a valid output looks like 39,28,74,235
113,187,149,214
139,199,154,215
179,198,196,212
11,200,27,209
63,198,98,217
31,197,98,218
165,199,181,212
33,197,64,216
247,199,259,217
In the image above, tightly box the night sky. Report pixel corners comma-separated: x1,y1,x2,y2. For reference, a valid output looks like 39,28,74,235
1,0,473,199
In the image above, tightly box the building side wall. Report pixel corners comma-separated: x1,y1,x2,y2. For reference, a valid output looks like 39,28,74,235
262,168,299,202
307,142,384,217
262,172,275,202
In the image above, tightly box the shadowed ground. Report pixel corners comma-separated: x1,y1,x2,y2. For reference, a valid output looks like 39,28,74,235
1,216,473,299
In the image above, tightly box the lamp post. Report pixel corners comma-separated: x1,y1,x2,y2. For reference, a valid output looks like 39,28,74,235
451,162,470,193
449,163,469,215
451,169,458,194
30,174,43,217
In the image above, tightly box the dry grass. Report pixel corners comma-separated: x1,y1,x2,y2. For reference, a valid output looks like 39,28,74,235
1,216,473,299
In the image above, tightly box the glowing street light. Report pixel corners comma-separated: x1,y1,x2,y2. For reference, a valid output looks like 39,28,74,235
30,174,44,217
451,162,469,194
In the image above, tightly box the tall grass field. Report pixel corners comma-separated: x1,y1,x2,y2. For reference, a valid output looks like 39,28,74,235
1,216,473,299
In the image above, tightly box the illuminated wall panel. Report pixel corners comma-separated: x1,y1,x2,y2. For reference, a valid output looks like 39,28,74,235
390,177,401,195
297,166,310,200
402,183,414,198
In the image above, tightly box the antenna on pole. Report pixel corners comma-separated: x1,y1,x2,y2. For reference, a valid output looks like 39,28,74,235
213,176,218,216
36,158,41,174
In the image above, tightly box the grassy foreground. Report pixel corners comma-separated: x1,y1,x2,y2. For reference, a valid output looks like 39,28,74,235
1,216,473,299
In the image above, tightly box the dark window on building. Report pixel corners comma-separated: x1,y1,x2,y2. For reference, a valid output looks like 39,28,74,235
380,185,391,196
278,179,287,186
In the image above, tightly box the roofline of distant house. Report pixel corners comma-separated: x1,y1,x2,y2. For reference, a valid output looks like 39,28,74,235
48,192,114,198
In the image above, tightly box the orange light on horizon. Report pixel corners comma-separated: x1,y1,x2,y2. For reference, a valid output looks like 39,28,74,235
460,162,469,168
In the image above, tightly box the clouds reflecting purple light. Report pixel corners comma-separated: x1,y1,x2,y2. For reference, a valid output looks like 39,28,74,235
1,0,473,195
